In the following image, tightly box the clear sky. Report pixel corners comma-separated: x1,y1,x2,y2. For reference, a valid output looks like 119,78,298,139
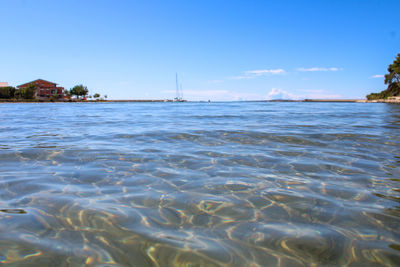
0,0,399,100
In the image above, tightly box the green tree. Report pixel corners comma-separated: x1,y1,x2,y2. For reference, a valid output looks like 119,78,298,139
0,86,16,99
70,84,89,99
21,84,37,99
64,89,72,97
367,53,400,100
384,53,400,94
93,93,100,99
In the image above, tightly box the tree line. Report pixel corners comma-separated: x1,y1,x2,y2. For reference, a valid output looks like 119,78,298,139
0,83,106,101
65,85,107,100
0,84,36,99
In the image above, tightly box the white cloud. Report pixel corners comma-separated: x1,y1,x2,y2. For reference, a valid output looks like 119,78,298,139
244,69,285,75
230,69,285,80
371,74,384,78
266,88,299,100
297,67,340,72
265,88,342,100
229,75,252,80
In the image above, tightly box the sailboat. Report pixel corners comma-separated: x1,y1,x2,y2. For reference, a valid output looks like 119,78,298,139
174,73,186,102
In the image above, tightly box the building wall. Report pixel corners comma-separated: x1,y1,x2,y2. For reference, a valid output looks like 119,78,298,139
0,82,9,88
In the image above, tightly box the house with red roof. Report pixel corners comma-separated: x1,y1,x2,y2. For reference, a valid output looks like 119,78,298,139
17,79,64,99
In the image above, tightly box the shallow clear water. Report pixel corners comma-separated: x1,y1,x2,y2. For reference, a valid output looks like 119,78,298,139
0,102,400,266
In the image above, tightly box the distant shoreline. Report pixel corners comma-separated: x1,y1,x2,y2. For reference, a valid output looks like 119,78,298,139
264,99,365,103
1,99,399,103
0,99,172,103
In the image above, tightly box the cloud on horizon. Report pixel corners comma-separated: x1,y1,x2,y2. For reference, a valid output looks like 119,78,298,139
371,74,384,78
266,88,299,100
297,67,340,72
265,88,341,100
164,88,342,101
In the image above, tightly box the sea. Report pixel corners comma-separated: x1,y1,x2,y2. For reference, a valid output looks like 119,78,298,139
0,102,399,266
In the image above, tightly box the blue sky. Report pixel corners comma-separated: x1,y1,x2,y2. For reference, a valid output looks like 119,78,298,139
0,0,399,100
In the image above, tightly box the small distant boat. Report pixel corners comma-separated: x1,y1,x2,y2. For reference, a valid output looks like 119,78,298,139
174,73,186,102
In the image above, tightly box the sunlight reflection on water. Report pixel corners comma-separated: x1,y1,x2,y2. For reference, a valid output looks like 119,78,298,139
0,102,399,266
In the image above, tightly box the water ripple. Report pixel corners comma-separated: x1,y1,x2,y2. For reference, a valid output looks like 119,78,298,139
0,102,399,265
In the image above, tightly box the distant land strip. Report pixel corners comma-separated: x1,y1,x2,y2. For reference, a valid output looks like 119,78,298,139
1,99,400,103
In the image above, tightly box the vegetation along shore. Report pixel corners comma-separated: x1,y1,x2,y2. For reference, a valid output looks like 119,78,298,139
366,53,400,102
0,79,107,102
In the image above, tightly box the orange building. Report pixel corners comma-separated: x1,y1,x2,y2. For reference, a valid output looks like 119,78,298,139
17,79,64,99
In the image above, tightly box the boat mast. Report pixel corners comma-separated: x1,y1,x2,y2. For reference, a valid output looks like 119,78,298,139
176,73,180,101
